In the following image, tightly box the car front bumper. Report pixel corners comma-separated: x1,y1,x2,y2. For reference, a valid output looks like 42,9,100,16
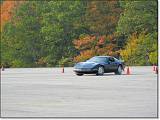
74,68,98,73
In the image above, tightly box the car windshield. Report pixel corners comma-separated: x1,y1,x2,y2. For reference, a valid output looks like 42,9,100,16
87,57,107,63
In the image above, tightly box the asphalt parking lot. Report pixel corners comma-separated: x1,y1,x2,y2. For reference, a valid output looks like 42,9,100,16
1,66,158,117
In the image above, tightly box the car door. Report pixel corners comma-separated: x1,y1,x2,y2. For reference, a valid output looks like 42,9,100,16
103,57,113,72
108,57,118,71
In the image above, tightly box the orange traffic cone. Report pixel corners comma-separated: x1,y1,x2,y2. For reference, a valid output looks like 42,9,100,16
62,67,64,73
126,66,131,75
156,66,158,74
153,64,156,71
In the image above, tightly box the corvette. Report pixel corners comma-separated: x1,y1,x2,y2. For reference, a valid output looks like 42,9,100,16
74,56,125,76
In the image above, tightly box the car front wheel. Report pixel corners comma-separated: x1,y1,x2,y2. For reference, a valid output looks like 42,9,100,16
115,65,122,75
96,66,104,76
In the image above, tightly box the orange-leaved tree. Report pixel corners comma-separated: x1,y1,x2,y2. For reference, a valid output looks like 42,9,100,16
73,34,118,62
72,0,122,63
73,34,97,62
1,0,24,30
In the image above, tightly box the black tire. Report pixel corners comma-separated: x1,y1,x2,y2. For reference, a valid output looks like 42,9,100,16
115,65,122,75
76,73,84,76
96,66,104,76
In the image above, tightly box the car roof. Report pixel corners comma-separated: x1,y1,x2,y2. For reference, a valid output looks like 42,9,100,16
93,56,112,58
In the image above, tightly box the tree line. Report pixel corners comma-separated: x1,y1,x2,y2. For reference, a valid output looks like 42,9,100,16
1,0,158,67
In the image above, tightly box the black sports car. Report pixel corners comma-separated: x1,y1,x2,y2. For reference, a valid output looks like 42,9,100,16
74,56,125,76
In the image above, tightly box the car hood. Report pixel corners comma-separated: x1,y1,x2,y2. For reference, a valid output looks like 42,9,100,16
74,62,99,68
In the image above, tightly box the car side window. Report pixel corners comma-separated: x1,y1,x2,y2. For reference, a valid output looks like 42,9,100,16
106,57,109,63
109,57,115,62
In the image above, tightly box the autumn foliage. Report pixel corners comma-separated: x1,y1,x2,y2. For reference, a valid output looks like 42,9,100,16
1,0,24,30
119,32,157,65
85,1,122,35
73,34,117,62
119,33,139,62
72,1,122,62
0,1,157,67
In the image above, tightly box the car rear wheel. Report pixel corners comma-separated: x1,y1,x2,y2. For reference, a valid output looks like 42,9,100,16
76,73,83,76
115,65,122,75
96,66,104,76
